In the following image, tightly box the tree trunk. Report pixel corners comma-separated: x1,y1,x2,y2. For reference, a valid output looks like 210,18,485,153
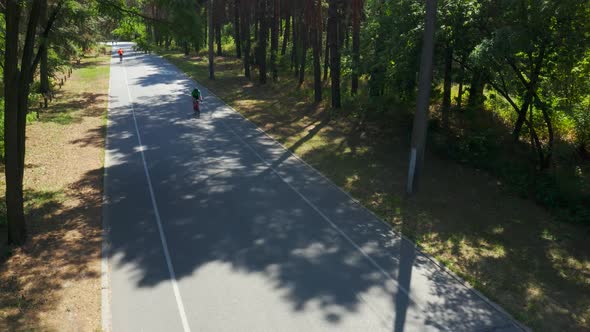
257,0,268,84
441,44,452,130
209,0,215,79
328,0,341,108
4,0,27,245
467,70,484,111
457,62,464,108
323,16,330,81
241,0,251,78
538,98,553,169
407,0,437,194
291,12,299,74
298,25,308,85
39,0,49,105
234,0,242,58
351,0,361,95
510,47,545,142
254,18,259,39
281,13,290,56
270,0,279,80
4,0,44,244
512,91,533,140
215,24,222,56
311,0,322,103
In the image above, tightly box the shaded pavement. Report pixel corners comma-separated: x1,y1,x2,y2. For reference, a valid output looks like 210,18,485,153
103,43,524,332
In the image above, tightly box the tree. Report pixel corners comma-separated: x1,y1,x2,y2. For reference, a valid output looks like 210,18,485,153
208,0,215,79
233,0,241,58
350,0,362,95
280,2,290,56
472,0,590,169
240,0,252,78
298,0,310,86
270,0,279,80
310,0,323,102
39,0,50,107
328,0,341,108
3,0,63,244
257,0,267,84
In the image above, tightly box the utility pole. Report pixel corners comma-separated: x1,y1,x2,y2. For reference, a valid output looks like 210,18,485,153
406,0,438,195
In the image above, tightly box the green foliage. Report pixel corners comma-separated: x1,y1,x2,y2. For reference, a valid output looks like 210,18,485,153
363,0,422,101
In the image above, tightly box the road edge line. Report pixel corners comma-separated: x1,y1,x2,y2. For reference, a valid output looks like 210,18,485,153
101,47,113,332
122,62,192,332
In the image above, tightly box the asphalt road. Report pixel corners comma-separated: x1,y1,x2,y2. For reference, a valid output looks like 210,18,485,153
103,43,524,332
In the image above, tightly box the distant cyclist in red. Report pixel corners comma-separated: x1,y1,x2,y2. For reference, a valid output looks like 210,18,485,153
117,48,124,62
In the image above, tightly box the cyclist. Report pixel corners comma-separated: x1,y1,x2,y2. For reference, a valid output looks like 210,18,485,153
191,87,203,113
118,48,124,62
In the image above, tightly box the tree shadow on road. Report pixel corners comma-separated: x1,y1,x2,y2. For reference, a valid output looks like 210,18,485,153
102,55,518,330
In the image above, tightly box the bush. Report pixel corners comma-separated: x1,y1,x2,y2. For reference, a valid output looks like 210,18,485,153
572,98,590,153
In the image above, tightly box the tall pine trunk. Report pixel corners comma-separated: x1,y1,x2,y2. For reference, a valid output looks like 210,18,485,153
328,0,341,108
298,24,308,85
241,0,251,78
351,0,361,95
270,0,279,80
257,0,268,84
215,24,222,55
234,0,242,58
441,44,452,130
311,0,322,103
281,13,290,56
323,16,330,81
457,61,464,108
291,13,299,74
209,0,215,79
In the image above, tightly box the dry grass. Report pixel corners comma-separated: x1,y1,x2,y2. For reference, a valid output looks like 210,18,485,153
163,51,590,331
0,51,110,331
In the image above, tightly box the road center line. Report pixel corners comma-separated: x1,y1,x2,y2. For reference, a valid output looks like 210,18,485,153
122,62,191,332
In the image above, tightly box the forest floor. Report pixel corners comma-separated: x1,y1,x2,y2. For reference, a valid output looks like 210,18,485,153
0,50,110,331
162,51,590,331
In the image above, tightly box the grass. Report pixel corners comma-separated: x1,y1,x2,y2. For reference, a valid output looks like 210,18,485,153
0,50,109,331
162,49,590,331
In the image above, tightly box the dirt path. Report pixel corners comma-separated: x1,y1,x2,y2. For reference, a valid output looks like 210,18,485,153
0,52,109,331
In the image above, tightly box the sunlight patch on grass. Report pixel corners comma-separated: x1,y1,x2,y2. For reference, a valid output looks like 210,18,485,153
547,247,590,286
490,225,505,235
541,229,558,241
40,112,75,125
477,239,506,259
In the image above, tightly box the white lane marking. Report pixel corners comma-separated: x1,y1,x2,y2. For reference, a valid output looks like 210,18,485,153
216,117,425,312
101,48,115,332
122,63,192,332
